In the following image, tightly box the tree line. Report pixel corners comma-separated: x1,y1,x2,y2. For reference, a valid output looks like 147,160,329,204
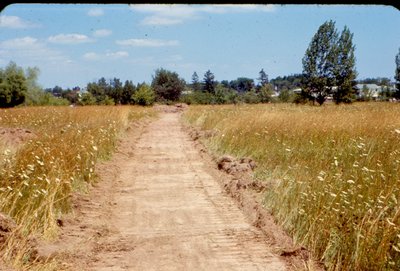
1,20,400,108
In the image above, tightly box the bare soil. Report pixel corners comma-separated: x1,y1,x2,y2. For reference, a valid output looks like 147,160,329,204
37,109,312,270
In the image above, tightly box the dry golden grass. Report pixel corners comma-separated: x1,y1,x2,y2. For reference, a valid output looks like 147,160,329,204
0,105,155,269
184,102,400,270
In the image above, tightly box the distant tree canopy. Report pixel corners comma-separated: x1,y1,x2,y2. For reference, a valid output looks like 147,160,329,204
358,77,392,86
270,74,303,91
302,20,357,105
85,77,138,105
152,68,185,101
229,77,255,93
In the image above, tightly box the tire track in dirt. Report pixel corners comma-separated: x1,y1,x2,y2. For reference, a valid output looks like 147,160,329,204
88,112,286,271
41,112,287,270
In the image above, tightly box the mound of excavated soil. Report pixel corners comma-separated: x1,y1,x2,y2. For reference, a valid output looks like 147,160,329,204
217,155,257,175
0,128,36,148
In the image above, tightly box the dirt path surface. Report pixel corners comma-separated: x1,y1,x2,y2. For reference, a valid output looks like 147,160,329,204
40,112,287,270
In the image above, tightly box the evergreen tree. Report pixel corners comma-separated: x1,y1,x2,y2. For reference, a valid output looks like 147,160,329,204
109,78,123,104
203,70,216,94
121,80,136,104
258,68,269,87
395,48,400,99
191,72,201,91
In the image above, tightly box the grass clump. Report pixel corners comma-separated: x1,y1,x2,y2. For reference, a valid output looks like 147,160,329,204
184,103,400,270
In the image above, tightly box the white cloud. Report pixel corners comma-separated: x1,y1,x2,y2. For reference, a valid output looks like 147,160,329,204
116,38,179,47
48,34,94,44
93,29,112,37
141,16,183,26
83,51,129,61
0,36,70,64
106,51,129,58
88,8,104,17
0,36,38,48
83,52,99,60
130,4,276,26
203,4,276,13
0,15,40,29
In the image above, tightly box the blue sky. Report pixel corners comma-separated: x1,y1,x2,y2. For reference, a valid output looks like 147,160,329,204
0,4,399,89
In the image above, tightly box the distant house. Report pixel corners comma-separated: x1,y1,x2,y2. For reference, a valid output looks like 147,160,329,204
271,91,280,98
355,84,382,100
292,88,302,94
181,89,193,95
354,84,398,100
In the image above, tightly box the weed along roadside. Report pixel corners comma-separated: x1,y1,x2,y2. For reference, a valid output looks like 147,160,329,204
183,103,400,270
0,106,156,270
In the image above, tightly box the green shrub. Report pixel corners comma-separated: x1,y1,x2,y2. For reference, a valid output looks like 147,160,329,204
132,84,155,106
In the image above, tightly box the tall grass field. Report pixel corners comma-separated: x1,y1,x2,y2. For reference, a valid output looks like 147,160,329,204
184,103,400,270
0,106,155,269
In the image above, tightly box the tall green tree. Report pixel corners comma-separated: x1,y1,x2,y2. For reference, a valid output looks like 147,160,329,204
258,68,269,87
203,70,216,94
0,61,28,108
302,20,338,105
23,67,45,105
121,80,136,104
152,68,185,101
191,72,201,91
333,26,357,104
395,48,400,99
108,78,123,104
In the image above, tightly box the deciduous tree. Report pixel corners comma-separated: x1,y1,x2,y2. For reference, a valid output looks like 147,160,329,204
132,83,155,106
302,20,338,105
333,26,357,104
152,68,185,101
0,62,28,108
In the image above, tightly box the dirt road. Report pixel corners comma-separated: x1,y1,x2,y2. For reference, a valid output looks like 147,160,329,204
41,111,287,270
